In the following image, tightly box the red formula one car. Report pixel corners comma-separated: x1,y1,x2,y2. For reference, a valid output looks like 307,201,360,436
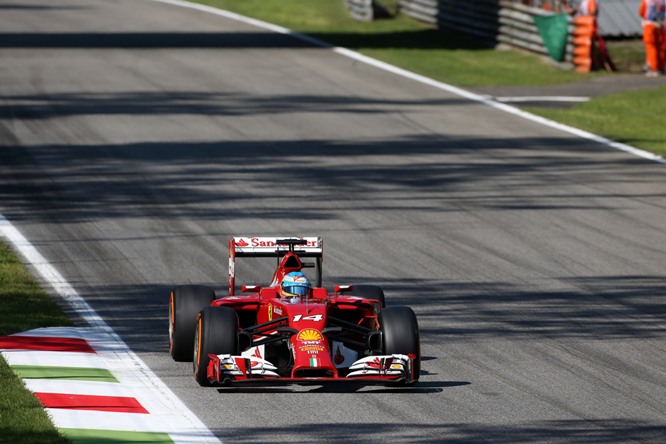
168,237,420,386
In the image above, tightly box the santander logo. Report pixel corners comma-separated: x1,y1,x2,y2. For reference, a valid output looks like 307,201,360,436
236,237,318,248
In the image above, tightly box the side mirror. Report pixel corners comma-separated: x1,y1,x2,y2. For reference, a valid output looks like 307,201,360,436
241,285,261,293
334,285,353,295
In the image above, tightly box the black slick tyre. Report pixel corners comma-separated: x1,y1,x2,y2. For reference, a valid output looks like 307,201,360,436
352,284,386,308
378,306,421,381
193,306,239,386
169,285,215,362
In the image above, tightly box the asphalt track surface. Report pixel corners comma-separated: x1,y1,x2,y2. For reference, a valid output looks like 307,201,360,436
2,0,666,442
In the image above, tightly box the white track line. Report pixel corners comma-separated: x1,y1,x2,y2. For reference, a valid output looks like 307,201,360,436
150,0,665,165
0,215,221,444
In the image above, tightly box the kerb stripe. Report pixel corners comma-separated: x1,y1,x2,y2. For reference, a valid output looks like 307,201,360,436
35,392,149,414
0,335,95,353
13,365,118,383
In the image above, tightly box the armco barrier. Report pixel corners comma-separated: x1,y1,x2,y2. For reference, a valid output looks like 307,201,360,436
399,0,574,64
345,0,375,22
347,0,575,66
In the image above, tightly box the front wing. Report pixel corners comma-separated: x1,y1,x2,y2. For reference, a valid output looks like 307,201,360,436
207,354,417,385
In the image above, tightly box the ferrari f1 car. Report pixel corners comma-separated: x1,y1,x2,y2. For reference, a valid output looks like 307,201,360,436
168,237,420,386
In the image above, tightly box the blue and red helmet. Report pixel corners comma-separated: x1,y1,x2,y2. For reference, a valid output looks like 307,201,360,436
281,271,311,298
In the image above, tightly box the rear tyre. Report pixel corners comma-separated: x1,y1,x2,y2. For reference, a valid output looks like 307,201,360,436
194,306,239,386
169,285,215,361
352,284,386,308
378,306,421,382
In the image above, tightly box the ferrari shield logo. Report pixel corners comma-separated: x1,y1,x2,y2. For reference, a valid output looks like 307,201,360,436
298,329,322,341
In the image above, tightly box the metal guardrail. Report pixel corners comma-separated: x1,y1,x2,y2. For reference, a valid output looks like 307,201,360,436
344,0,374,22
399,0,574,62
345,0,575,64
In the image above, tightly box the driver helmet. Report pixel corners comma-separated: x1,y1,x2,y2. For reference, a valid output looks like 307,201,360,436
281,271,311,302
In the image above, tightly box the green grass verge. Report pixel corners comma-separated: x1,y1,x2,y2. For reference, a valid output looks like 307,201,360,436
189,0,664,158
0,244,72,336
60,429,173,444
0,242,72,444
525,85,666,158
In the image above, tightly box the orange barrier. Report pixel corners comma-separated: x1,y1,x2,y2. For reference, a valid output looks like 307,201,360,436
572,35,593,46
573,15,596,31
573,45,591,58
572,16,596,72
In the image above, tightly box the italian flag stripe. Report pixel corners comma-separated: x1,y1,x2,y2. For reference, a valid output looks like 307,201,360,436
35,392,148,414
60,428,173,443
0,335,95,353
11,365,118,382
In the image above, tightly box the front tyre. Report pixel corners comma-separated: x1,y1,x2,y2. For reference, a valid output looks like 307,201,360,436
352,284,386,308
193,306,239,386
169,285,215,361
378,306,421,382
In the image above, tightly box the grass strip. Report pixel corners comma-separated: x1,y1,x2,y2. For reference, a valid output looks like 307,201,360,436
0,358,70,444
525,86,666,158
0,242,72,443
60,429,173,444
0,243,72,336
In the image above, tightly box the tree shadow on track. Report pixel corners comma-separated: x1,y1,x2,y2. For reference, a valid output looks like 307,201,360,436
81,273,666,358
213,380,463,395
341,275,666,341
2,133,661,226
0,4,85,11
0,91,475,120
0,28,490,51
205,419,666,443
0,32,315,49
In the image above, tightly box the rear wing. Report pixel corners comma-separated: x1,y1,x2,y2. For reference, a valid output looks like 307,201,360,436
228,237,323,295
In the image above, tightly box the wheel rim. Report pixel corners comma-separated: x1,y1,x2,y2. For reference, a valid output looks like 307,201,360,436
193,315,202,375
168,292,175,353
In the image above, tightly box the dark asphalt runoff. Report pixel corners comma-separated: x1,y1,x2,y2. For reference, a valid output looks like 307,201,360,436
1,0,666,442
